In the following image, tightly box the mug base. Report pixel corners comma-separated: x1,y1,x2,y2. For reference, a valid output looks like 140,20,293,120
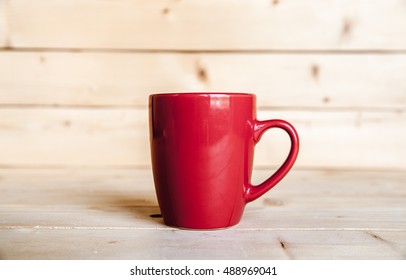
163,220,241,231
168,224,239,231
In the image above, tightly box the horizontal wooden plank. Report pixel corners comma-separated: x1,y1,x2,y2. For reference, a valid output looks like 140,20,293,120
2,206,405,231
0,0,7,47
1,52,406,109
1,169,405,209
3,0,406,50
0,228,404,259
256,109,406,170
0,108,149,167
0,108,405,169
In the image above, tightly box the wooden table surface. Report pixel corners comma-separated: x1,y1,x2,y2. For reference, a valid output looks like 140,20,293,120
0,168,405,260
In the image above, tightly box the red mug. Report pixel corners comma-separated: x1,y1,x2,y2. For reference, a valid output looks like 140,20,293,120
149,93,299,229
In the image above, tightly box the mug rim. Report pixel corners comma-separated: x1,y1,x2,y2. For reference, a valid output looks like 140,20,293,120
150,92,255,98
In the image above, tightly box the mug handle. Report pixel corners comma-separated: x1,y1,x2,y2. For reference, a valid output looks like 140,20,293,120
245,119,300,203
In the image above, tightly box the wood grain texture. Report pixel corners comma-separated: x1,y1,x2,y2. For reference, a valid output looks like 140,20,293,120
1,228,405,259
0,108,404,169
1,169,404,208
0,0,8,47
4,0,406,50
1,52,405,109
0,108,148,167
0,169,405,259
3,207,406,231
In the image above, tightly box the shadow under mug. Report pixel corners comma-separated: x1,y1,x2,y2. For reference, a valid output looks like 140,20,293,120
149,93,299,229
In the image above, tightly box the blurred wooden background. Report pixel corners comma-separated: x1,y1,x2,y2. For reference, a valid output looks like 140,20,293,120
0,0,405,171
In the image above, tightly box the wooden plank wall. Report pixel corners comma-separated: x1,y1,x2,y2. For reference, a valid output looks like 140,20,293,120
0,0,405,171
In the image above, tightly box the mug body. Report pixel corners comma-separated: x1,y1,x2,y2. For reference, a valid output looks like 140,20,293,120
149,93,256,229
